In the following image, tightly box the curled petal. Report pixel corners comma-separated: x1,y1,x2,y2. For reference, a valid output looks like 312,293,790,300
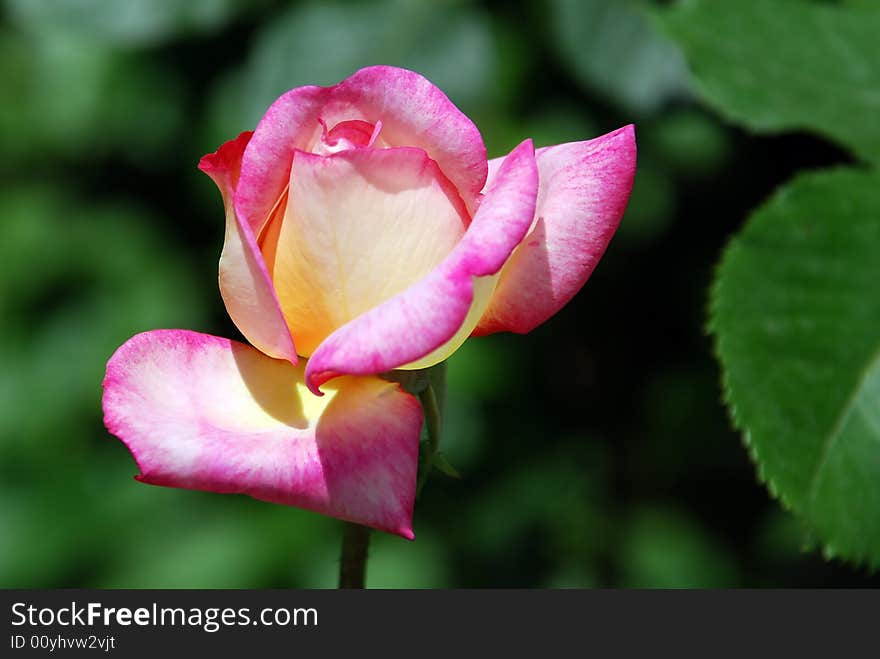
305,139,539,394
234,86,329,236
235,66,487,234
102,330,422,538
198,131,251,191
473,125,636,335
199,133,297,362
326,66,488,212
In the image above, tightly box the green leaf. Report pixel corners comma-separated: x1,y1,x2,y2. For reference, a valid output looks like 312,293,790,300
710,167,880,567
659,0,880,163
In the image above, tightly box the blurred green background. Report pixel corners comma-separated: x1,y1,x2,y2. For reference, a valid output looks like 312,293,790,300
1,0,877,588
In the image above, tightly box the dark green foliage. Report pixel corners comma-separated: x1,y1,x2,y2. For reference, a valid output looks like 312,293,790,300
711,169,880,567
660,0,880,163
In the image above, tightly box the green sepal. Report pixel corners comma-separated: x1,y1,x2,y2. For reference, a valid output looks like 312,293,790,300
431,452,462,480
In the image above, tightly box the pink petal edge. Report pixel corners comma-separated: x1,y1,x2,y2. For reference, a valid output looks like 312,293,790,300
199,133,298,363
331,65,488,211
304,138,539,394
102,329,422,538
234,65,487,236
474,125,636,335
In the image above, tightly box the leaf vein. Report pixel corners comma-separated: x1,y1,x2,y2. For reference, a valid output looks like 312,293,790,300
807,344,880,510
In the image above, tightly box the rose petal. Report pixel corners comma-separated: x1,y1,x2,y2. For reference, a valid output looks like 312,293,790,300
326,66,488,212
199,133,298,362
261,146,469,357
198,131,251,191
102,329,422,538
305,139,539,394
233,86,328,237
235,66,487,235
474,125,636,335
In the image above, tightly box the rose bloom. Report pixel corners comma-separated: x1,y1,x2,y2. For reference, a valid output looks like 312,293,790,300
103,66,635,538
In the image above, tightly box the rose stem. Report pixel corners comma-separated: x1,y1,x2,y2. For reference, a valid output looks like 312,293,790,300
338,521,371,588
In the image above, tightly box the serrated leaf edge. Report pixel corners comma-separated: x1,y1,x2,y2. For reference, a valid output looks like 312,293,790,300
707,165,880,571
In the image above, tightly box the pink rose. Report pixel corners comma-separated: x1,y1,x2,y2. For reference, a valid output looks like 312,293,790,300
103,66,636,538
